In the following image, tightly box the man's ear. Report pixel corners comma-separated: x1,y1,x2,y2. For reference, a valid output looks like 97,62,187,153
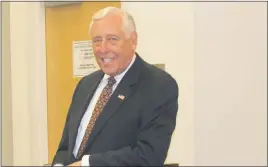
131,31,138,50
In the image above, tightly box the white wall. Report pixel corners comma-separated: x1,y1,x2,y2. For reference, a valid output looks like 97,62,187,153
8,2,48,165
1,2,14,166
122,2,267,166
194,2,267,166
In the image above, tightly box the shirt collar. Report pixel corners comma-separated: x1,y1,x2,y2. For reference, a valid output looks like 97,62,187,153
103,54,136,84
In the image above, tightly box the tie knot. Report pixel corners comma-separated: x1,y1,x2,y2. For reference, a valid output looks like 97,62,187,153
108,77,116,86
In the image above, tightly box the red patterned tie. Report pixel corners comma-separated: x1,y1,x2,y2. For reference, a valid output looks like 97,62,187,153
76,76,116,159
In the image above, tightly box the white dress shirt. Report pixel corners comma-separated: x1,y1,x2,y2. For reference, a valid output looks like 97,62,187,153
54,54,136,167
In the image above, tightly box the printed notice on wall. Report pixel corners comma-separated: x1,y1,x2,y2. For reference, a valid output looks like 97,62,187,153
73,40,100,77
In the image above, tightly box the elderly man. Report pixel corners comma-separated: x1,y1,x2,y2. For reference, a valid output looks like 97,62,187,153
52,6,179,166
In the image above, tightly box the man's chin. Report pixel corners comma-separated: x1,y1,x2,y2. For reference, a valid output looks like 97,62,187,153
102,69,117,77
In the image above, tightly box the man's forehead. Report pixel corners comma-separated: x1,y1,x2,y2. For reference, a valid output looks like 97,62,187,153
91,20,123,33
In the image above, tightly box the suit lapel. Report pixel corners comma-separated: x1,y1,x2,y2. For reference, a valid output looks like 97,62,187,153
81,54,144,154
69,71,104,153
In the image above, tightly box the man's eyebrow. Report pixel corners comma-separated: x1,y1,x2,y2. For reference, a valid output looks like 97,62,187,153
106,34,119,37
92,36,102,39
92,35,118,38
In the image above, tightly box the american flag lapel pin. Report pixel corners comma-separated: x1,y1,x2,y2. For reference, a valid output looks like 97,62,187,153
118,94,125,100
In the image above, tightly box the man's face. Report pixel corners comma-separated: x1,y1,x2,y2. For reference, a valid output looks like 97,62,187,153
90,14,137,77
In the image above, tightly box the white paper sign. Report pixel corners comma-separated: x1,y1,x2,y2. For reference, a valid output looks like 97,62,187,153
73,40,100,77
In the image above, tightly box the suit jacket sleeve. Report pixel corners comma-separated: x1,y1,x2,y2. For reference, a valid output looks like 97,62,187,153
88,77,179,166
52,77,86,165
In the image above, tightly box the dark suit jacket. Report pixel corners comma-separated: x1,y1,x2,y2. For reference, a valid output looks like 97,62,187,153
52,53,179,166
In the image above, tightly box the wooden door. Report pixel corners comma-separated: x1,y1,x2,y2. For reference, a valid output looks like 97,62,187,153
45,2,121,163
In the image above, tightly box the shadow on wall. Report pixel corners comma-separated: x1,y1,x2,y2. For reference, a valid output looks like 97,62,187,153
153,64,165,71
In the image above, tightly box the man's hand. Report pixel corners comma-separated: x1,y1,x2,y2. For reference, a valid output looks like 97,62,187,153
68,161,81,166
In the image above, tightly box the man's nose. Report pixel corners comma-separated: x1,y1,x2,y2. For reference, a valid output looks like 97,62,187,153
99,40,108,53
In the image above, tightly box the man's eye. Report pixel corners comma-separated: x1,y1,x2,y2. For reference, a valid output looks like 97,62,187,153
108,37,118,41
93,39,102,43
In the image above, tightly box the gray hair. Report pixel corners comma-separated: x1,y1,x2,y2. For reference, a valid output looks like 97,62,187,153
89,6,136,38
